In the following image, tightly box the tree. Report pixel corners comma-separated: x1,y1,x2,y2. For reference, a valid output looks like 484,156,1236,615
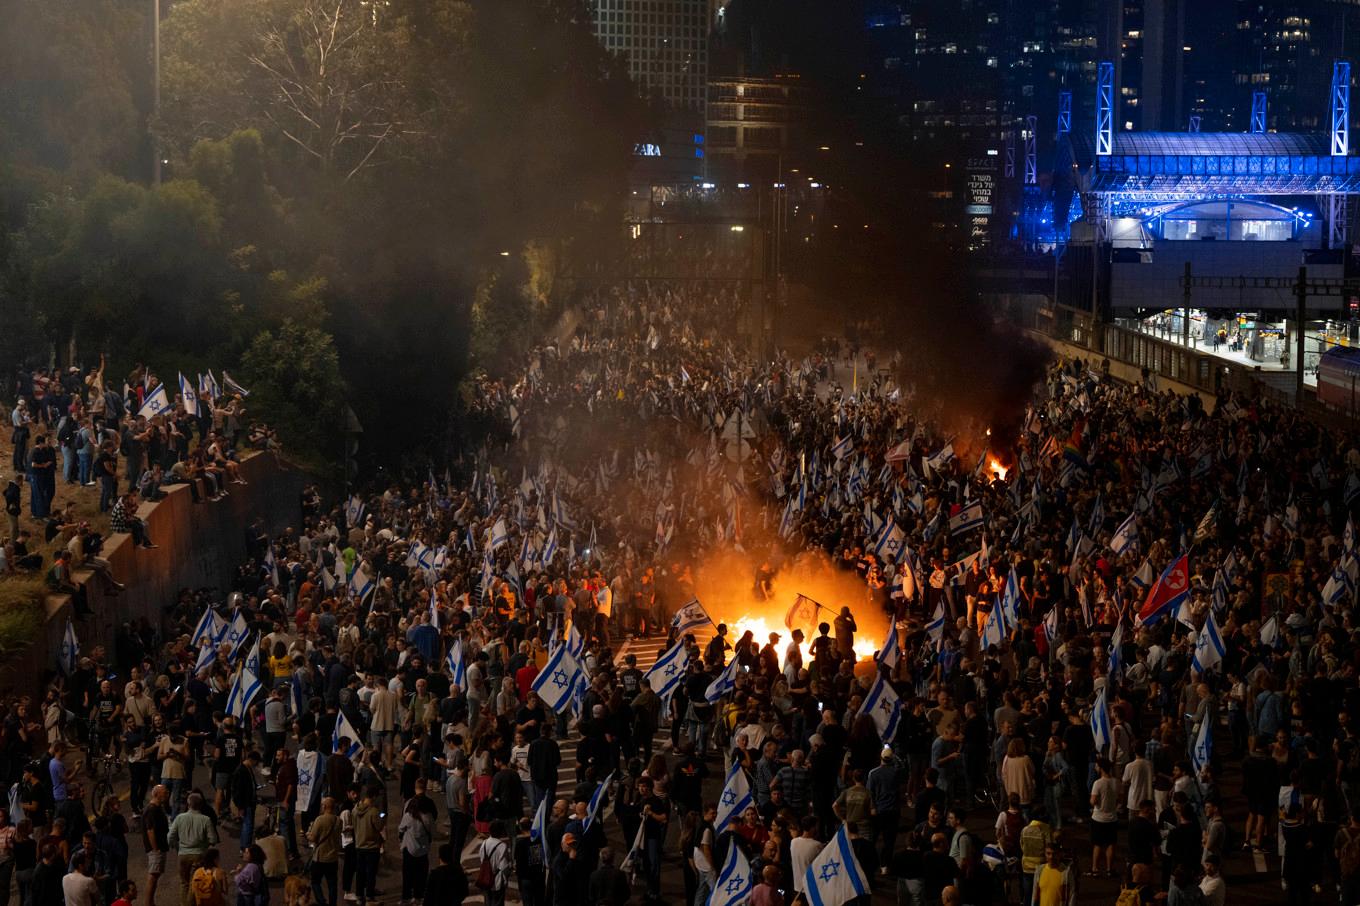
240,319,346,459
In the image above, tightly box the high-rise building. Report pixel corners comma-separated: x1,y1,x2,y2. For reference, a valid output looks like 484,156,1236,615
591,0,711,116
1235,1,1360,133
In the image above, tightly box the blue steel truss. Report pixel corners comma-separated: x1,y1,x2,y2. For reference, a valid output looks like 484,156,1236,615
1005,130,1015,179
1251,92,1267,134
1333,61,1351,157
1096,62,1114,157
1188,115,1201,133
1057,91,1072,136
1025,115,1037,186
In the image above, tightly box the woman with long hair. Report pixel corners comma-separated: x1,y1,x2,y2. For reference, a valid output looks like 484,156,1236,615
397,795,435,904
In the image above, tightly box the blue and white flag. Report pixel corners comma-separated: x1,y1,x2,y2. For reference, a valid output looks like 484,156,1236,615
1088,494,1105,535
1323,564,1353,605
875,623,900,671
1042,607,1059,644
672,599,713,636
704,656,741,704
949,501,984,535
1109,513,1138,555
137,383,171,420
1191,710,1213,776
290,675,307,716
221,370,251,397
924,444,955,476
1131,559,1155,589
858,675,902,743
1192,611,1226,673
926,603,946,649
348,566,374,603
446,639,467,688
225,665,261,720
488,518,510,552
981,600,1005,651
243,637,261,679
1090,687,1112,753
191,606,223,647
872,519,904,560
178,372,198,417
332,710,364,759
531,795,550,866
564,622,585,658
223,609,250,655
998,569,1021,631
708,836,755,906
583,771,614,833
1107,623,1124,680
713,762,753,836
263,547,279,588
540,528,558,568
830,435,854,461
1347,516,1357,553
531,643,585,714
643,640,690,701
59,618,79,676
295,750,320,815
194,641,217,674
804,824,870,906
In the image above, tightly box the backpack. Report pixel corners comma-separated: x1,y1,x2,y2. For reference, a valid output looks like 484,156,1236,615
475,840,504,890
1115,885,1142,906
191,868,225,906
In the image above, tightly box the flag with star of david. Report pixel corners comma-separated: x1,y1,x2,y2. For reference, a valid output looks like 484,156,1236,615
531,643,585,714
857,674,902,744
805,824,870,906
295,750,320,814
706,833,754,906
642,639,689,702
713,762,753,836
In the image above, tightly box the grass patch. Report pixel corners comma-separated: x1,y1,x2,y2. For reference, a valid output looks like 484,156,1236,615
0,574,47,655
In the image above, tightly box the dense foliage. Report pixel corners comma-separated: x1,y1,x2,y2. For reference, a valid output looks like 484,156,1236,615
0,0,640,467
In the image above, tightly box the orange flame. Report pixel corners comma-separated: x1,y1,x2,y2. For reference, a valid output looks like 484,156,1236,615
989,458,1008,481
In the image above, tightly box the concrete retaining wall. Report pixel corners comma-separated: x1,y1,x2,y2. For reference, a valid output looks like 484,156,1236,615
7,453,305,694
1024,329,1219,413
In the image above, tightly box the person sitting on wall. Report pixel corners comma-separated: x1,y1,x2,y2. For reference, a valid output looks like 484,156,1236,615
111,491,157,550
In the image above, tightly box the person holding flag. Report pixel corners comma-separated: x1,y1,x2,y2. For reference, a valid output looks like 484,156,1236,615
802,823,871,906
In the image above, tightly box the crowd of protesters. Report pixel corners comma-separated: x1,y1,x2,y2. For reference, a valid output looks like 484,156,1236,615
0,278,1355,906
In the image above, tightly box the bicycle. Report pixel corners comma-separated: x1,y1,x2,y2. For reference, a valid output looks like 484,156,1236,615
87,752,122,813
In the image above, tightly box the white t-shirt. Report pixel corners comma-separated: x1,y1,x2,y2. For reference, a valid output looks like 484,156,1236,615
62,873,101,906
1090,776,1119,823
790,836,822,893
1122,758,1154,811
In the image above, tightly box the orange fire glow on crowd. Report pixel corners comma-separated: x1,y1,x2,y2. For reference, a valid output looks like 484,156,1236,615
690,547,888,667
988,458,1008,481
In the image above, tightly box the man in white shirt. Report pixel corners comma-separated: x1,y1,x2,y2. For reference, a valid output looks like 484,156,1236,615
1122,748,1155,814
1198,855,1226,906
789,819,823,894
62,852,100,906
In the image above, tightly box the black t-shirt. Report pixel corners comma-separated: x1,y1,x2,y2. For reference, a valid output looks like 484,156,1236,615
94,693,119,725
215,729,243,773
642,794,669,840
143,804,169,851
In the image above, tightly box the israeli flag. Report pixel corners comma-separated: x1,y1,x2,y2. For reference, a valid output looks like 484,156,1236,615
540,528,559,567
489,518,510,551
332,710,364,760
1089,494,1105,534
136,383,170,420
858,675,902,743
244,637,262,679
225,665,261,720
193,641,217,674
532,644,585,714
1042,606,1059,644
1192,611,1226,674
925,444,955,475
295,750,320,814
981,600,1005,651
1090,687,1112,753
59,618,80,676
642,640,690,701
1131,559,1155,589
1211,570,1229,612
672,599,713,635
190,606,223,647
582,772,614,833
348,566,374,603
178,372,198,417
446,639,467,689
564,622,585,658
804,824,870,906
830,435,854,461
708,838,755,906
926,603,946,649
221,370,251,397
704,656,741,704
998,568,1021,631
949,501,984,535
531,795,550,866
1107,623,1124,680
1109,513,1138,555
872,519,904,559
713,762,753,836
1191,710,1213,776
779,498,798,538
290,675,307,717
223,609,250,655
263,547,279,588
875,623,901,671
